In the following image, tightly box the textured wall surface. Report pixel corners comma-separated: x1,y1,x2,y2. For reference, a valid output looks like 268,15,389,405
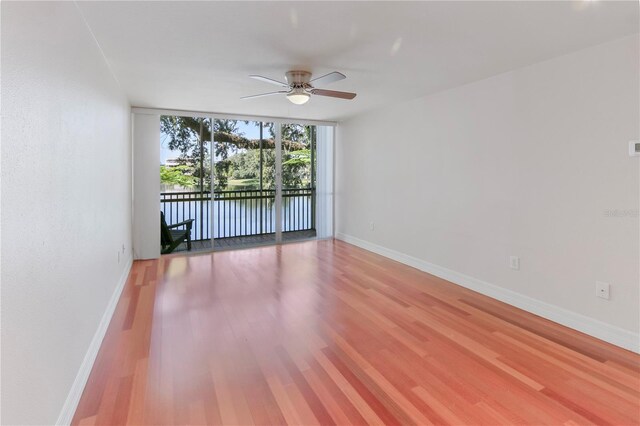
337,35,639,336
1,2,132,424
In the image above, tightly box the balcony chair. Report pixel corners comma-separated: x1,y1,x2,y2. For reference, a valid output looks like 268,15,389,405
160,212,195,254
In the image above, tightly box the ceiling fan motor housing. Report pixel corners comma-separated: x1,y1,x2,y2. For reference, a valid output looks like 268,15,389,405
285,70,312,88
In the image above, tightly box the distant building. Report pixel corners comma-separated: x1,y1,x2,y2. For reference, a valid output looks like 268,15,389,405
164,157,182,167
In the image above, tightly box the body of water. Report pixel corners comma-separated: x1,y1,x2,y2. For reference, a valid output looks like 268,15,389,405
161,195,313,241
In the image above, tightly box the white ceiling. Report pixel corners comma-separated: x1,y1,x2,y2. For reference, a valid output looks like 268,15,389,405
78,1,638,122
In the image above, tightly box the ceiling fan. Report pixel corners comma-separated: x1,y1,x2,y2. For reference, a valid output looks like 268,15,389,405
241,70,356,105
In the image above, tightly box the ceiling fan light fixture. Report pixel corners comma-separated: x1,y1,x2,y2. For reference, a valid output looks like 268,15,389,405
245,71,355,103
287,88,310,105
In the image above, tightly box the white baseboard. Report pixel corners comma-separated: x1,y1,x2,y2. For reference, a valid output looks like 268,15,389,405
56,256,134,426
335,233,640,354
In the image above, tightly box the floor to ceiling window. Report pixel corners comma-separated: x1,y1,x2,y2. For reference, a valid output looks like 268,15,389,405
280,123,317,243
212,120,277,249
159,115,331,253
159,115,212,248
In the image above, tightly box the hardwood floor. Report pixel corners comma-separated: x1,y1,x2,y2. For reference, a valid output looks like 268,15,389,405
72,240,640,425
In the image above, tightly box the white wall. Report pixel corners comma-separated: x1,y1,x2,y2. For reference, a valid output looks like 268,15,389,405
336,35,639,349
132,113,160,259
1,2,132,425
316,126,334,239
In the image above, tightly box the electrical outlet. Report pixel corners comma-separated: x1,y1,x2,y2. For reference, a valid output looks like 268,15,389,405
596,281,610,300
509,256,520,270
369,221,375,231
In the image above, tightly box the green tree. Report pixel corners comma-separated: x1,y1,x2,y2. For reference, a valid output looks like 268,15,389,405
230,150,259,180
160,165,196,188
282,149,311,188
161,116,313,191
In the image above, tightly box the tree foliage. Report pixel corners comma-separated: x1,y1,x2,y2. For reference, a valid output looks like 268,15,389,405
160,165,196,188
161,117,314,191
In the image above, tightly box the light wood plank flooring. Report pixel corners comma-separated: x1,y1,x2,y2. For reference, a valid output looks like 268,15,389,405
72,240,640,425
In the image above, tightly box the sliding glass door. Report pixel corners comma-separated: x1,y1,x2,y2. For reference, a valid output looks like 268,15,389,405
160,115,213,252
212,120,276,249
280,123,317,243
211,122,319,249
159,115,327,253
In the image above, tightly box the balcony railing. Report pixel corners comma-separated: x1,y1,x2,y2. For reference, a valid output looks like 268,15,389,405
160,188,315,241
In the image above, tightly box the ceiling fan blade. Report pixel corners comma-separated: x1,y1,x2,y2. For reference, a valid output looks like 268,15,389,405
310,71,346,87
241,91,289,100
310,89,356,100
249,75,290,88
